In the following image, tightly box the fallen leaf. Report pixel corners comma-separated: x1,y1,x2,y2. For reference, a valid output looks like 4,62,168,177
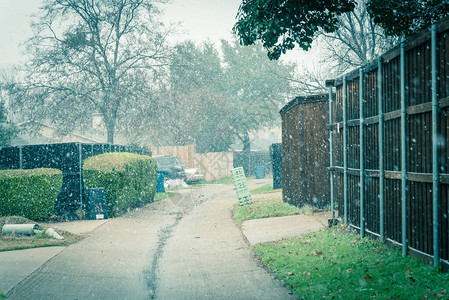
302,270,311,276
364,273,372,280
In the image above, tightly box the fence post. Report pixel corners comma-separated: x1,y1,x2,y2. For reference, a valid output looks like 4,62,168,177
378,57,385,242
431,23,440,267
359,68,365,238
19,146,23,169
78,143,83,210
328,82,335,219
343,75,348,224
400,42,408,257
249,152,252,176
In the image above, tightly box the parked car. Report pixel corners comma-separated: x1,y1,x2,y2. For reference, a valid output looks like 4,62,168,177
153,155,186,180
184,168,205,183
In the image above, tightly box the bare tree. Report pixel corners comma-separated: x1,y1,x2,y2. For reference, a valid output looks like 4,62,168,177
321,0,398,72
21,0,171,143
0,66,19,145
292,0,399,94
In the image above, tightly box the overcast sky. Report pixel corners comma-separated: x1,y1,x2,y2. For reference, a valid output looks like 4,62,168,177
0,1,38,67
162,0,242,44
0,0,242,67
0,0,319,75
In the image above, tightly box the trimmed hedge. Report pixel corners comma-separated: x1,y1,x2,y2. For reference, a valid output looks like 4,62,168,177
82,152,157,217
0,168,63,221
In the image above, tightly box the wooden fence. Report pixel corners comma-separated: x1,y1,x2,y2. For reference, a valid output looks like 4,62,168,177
326,19,449,268
280,95,330,208
152,145,195,168
153,145,275,181
194,152,233,182
152,144,233,181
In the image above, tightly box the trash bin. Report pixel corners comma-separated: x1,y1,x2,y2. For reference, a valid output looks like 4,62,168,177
254,166,265,179
86,188,107,220
156,170,165,193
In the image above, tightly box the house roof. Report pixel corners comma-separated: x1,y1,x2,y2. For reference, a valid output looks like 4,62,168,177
12,120,102,146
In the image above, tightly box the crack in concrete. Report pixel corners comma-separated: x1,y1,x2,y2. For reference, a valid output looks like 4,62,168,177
147,215,181,299
146,190,211,299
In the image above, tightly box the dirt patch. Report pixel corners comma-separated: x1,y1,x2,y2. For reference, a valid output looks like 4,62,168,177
0,216,84,252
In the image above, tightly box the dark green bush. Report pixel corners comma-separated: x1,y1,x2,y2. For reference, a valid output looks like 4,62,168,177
0,168,63,221
82,152,157,217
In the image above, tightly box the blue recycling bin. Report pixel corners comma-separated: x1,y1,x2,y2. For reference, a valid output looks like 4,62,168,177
156,170,165,193
254,166,265,179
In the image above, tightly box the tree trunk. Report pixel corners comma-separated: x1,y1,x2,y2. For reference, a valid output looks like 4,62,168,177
105,116,115,144
242,131,251,152
107,128,114,144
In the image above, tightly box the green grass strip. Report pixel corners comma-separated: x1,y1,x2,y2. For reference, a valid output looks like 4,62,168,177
233,197,302,224
254,228,449,299
250,183,275,194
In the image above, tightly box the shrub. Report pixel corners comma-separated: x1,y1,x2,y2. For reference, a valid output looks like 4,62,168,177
82,152,157,217
0,168,63,221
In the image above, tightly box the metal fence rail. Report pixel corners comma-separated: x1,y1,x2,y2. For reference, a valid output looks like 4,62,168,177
326,20,449,268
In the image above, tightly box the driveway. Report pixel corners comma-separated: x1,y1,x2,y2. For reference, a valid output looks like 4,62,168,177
5,183,296,299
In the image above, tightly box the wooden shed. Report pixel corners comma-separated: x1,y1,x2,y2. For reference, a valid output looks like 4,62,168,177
280,94,330,208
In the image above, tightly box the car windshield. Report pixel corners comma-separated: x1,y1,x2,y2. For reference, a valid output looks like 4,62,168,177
154,156,183,168
154,156,171,167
